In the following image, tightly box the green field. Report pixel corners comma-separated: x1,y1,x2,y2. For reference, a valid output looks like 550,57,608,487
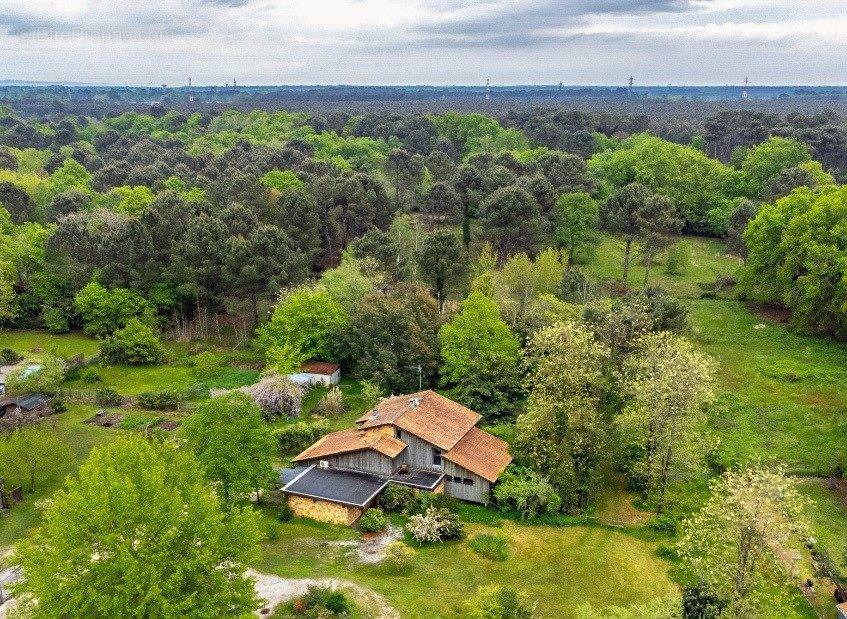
690,300,847,475
1,330,101,358
586,234,740,298
258,516,678,617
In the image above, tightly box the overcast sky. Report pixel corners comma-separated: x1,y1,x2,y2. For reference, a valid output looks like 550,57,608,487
1,0,845,86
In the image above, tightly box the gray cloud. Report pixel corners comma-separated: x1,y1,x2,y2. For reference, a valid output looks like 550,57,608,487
0,0,845,86
416,0,697,37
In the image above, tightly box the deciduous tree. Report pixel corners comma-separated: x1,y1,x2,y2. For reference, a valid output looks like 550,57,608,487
14,436,262,618
439,292,523,420
678,464,808,617
518,321,610,511
181,393,277,504
618,333,715,510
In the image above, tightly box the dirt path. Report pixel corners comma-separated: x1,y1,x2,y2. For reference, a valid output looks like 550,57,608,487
249,570,399,618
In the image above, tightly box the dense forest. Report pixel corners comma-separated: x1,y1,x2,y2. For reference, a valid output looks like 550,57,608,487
1,102,846,341
2,95,847,618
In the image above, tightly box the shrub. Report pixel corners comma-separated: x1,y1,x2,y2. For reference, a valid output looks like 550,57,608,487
468,533,509,561
681,583,726,619
0,347,22,365
493,468,562,519
406,506,465,544
314,386,346,417
42,305,70,333
238,374,303,420
642,289,689,333
278,500,294,523
411,490,453,515
359,381,384,409
300,585,351,616
94,386,122,406
655,543,679,562
191,351,224,379
383,541,415,575
379,482,418,512
74,281,152,337
276,420,330,456
648,514,678,535
78,366,102,383
664,242,691,276
99,318,165,366
359,508,387,533
136,390,181,411
463,585,534,618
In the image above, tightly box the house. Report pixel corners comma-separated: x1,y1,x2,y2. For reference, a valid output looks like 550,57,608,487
282,390,512,525
287,362,341,387
838,601,847,619
0,393,50,430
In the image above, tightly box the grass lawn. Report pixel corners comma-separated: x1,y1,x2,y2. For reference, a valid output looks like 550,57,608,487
1,330,100,358
689,299,847,475
65,363,260,397
585,234,740,298
797,480,847,576
258,516,679,617
0,404,117,546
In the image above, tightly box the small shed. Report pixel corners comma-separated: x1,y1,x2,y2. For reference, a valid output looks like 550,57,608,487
288,362,341,387
837,601,847,619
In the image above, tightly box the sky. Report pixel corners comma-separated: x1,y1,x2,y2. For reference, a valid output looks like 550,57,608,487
0,0,845,86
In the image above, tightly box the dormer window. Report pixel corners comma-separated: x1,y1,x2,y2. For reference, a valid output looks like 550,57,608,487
432,447,443,467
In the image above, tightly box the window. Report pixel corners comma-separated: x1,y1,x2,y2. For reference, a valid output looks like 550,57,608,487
463,478,474,486
432,447,442,467
394,428,402,439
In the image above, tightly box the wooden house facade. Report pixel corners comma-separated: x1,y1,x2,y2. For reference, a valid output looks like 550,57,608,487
282,391,512,523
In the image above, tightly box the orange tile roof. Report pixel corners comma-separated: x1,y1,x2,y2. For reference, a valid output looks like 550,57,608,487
356,390,481,451
292,428,406,462
444,426,512,483
301,362,341,375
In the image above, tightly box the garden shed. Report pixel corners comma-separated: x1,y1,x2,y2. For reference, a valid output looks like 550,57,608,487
287,362,341,387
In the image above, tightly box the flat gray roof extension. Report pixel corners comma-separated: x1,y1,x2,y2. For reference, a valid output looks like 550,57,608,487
282,465,388,508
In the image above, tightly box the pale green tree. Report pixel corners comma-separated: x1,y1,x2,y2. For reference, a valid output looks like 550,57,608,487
258,287,347,362
0,427,73,492
518,321,610,511
554,192,600,266
618,332,716,511
678,463,808,617
14,435,262,618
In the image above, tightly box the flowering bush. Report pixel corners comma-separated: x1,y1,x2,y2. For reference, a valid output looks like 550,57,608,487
217,374,304,420
405,506,464,544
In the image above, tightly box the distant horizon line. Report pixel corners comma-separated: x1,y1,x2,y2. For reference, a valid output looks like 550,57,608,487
2,81,847,90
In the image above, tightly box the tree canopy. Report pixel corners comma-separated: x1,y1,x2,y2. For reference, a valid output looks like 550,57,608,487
14,435,262,618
